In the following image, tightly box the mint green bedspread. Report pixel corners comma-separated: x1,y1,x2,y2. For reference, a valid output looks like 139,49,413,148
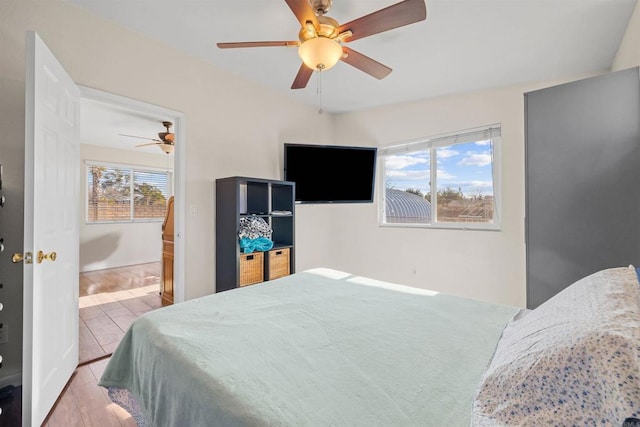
99,268,518,426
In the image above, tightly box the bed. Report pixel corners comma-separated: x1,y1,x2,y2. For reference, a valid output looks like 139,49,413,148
98,266,640,426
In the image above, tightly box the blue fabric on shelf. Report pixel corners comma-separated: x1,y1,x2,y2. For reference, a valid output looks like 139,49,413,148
240,237,274,254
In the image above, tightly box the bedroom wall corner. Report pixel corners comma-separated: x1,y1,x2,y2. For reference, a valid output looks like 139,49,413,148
612,0,640,71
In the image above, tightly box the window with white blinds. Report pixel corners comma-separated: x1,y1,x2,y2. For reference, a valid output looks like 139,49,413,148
379,124,501,230
86,162,172,223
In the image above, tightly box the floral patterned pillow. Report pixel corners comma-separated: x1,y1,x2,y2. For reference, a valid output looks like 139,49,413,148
472,267,640,426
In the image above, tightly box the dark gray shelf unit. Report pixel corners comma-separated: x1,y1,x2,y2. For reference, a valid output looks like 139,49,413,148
215,176,295,292
525,67,640,308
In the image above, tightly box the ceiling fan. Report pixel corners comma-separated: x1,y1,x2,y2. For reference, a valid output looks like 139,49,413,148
217,0,427,89
119,121,175,154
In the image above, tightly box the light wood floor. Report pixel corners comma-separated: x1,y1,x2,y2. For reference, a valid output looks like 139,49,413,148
79,263,162,364
44,358,136,427
39,263,164,426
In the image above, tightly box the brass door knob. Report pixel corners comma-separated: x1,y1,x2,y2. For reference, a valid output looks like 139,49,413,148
12,252,33,264
37,251,57,264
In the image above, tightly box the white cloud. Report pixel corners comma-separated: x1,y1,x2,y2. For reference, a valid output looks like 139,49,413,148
475,139,491,146
458,153,492,167
437,149,459,159
467,180,493,188
386,169,429,180
385,154,428,170
436,168,455,180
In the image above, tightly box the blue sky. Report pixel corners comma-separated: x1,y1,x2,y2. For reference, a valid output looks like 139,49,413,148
384,140,494,197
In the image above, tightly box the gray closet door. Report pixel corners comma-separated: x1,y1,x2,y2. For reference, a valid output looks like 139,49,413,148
525,67,640,309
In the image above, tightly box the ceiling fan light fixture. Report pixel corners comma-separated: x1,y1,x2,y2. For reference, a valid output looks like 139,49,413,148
298,37,342,71
159,144,174,155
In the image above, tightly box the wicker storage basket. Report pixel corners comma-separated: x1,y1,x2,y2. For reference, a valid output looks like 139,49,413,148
267,248,290,280
239,251,264,286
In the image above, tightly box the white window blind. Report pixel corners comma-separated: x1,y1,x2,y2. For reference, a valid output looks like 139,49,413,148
379,126,501,156
86,162,171,223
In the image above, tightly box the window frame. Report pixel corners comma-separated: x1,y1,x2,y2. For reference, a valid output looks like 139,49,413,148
85,160,173,225
378,124,502,231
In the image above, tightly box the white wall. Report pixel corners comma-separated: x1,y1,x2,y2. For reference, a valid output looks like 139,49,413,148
326,86,525,307
79,144,172,272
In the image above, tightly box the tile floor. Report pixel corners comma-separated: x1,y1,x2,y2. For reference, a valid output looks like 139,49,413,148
79,263,162,365
44,357,136,427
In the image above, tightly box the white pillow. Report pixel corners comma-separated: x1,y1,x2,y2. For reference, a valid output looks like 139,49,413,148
472,267,640,426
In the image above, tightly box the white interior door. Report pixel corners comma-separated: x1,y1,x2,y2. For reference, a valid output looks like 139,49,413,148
23,31,80,426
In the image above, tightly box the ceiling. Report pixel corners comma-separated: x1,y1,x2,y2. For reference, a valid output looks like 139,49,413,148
79,97,176,154
70,0,636,150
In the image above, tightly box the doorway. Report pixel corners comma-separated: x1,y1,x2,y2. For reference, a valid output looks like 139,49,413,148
76,87,185,364
22,32,188,425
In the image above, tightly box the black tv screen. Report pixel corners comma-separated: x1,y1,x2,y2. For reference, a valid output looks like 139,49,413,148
284,143,377,203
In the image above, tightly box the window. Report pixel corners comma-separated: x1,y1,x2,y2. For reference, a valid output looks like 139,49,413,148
86,162,172,223
379,125,501,230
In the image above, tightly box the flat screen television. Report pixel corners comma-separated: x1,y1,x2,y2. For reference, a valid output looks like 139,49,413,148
284,143,377,204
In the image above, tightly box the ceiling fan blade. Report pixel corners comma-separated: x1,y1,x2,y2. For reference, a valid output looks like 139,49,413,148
291,63,314,89
135,142,162,148
341,47,392,80
337,0,426,43
217,41,299,49
119,134,162,142
284,0,319,29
